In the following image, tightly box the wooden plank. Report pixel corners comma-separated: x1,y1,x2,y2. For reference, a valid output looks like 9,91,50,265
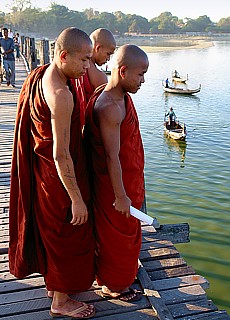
141,240,174,251
0,293,152,319
142,223,190,244
179,310,230,319
160,284,207,305
152,275,209,291
0,308,158,320
167,299,218,318
140,247,180,261
0,253,8,262
0,275,45,293
149,265,196,281
93,308,158,319
138,264,174,320
142,257,187,271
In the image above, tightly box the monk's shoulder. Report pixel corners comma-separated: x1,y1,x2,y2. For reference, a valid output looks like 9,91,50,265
95,93,123,123
88,63,107,88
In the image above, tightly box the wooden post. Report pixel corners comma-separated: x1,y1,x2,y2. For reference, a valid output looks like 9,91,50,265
39,39,50,65
28,37,38,70
49,41,55,62
20,35,25,55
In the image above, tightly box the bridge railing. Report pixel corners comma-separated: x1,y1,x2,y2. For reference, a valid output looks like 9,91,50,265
20,36,54,71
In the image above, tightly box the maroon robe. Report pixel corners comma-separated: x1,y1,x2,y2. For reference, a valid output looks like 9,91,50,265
85,85,145,291
71,71,94,131
9,65,95,294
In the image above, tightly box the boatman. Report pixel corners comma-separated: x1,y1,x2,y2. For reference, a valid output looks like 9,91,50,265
84,44,149,301
165,107,177,128
165,77,169,88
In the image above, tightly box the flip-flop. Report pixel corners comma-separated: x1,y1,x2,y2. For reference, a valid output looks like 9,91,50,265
49,302,95,319
102,288,142,302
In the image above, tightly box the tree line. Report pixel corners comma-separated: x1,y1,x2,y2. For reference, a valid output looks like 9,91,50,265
1,1,230,38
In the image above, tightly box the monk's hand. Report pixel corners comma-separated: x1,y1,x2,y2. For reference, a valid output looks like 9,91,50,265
114,195,131,218
70,199,89,225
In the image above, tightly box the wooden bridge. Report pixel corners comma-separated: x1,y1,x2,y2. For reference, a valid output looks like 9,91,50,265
0,55,230,319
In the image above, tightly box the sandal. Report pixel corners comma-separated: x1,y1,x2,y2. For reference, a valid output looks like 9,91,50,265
50,302,95,318
102,287,142,302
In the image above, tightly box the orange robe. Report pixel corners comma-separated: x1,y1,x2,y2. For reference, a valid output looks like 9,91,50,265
85,85,145,291
9,65,95,294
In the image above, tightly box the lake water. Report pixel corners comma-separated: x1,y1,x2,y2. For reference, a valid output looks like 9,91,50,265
131,39,230,313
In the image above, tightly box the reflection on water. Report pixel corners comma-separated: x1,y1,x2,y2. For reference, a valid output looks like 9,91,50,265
133,40,230,313
164,136,187,167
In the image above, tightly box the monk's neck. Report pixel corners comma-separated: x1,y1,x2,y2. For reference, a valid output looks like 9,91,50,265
104,83,125,100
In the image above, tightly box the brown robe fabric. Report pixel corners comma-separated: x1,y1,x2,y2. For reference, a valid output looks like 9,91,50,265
85,85,145,291
9,65,95,294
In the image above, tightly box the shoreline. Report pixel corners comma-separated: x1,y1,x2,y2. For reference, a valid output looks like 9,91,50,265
139,40,214,53
116,36,215,53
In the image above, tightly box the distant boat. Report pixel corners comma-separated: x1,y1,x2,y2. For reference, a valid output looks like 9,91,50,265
101,67,111,75
162,81,201,95
171,71,188,83
164,118,187,141
104,70,111,75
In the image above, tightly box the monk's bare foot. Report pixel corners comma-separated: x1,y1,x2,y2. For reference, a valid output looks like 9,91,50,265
50,292,95,318
101,286,141,301
46,289,54,298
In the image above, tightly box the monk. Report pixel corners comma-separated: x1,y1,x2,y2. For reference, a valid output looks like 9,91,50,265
84,44,149,301
74,28,116,128
9,27,95,318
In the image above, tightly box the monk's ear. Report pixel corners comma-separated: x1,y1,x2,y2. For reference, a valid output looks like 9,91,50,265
60,50,68,62
119,66,127,79
95,44,101,53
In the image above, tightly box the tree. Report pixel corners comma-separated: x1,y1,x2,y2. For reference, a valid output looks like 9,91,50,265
183,15,213,32
127,14,150,33
217,17,230,32
156,12,179,33
8,0,32,12
95,12,116,33
114,11,129,35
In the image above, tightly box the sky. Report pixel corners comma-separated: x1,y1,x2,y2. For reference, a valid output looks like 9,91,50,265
1,0,229,22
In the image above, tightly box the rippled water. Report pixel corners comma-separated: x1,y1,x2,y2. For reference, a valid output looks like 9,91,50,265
131,40,230,312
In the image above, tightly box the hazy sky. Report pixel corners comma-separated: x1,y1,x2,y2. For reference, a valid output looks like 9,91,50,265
1,0,229,22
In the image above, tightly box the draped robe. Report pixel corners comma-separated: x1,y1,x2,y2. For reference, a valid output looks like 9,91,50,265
9,65,95,294
71,70,95,131
85,85,145,291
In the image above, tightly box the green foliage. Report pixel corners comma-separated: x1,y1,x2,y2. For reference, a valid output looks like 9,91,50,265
1,5,229,37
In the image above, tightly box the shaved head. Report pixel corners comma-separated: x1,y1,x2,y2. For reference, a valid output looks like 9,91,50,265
90,28,116,48
55,27,92,56
113,44,148,69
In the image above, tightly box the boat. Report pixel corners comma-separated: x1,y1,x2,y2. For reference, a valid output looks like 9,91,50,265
164,118,187,141
162,81,201,95
104,70,111,75
101,67,111,75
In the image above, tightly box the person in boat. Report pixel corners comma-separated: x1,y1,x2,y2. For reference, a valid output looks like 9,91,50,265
84,44,149,302
173,70,179,78
165,77,169,88
165,107,177,129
